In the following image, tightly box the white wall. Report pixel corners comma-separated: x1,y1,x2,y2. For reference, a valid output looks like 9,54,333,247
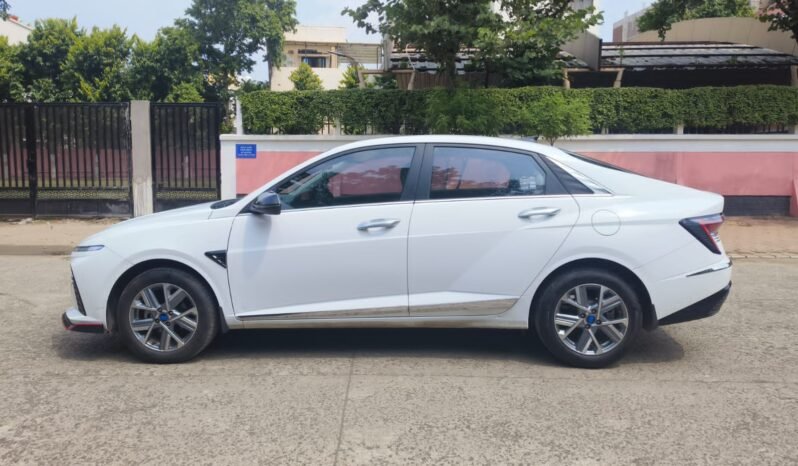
271,66,347,91
0,18,32,45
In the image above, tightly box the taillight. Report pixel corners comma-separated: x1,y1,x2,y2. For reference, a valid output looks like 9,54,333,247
680,214,724,254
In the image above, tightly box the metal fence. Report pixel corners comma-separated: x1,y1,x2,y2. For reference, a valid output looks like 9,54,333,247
0,103,132,217
150,103,222,212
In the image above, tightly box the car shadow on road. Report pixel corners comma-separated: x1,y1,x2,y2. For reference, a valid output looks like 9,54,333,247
203,326,685,367
54,326,684,367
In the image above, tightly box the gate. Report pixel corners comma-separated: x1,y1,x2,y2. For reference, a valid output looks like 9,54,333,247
0,103,132,217
150,103,221,212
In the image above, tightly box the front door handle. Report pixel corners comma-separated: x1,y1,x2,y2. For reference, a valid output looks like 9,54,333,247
357,218,401,231
518,207,561,219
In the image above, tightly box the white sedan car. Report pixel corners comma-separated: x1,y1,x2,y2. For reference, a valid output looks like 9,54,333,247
64,136,731,368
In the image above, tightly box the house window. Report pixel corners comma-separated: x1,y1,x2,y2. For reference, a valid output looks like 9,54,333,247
302,56,327,68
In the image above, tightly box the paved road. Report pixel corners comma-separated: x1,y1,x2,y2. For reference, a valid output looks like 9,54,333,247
1,256,796,464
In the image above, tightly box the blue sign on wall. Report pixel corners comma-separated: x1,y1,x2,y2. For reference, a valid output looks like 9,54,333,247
236,144,257,159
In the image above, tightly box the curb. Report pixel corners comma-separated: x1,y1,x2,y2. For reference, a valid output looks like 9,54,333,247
727,253,798,259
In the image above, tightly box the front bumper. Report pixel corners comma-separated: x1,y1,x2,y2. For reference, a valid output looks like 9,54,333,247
62,307,106,333
658,282,731,326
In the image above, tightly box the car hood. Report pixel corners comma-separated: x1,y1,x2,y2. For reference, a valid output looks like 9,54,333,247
78,202,216,248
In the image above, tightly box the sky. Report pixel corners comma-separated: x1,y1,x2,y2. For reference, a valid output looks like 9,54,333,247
9,0,654,80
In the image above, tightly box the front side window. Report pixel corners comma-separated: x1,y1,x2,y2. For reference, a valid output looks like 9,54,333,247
429,147,547,200
274,147,415,210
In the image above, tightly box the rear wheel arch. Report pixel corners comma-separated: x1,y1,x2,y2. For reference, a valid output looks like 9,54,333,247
530,258,656,331
106,259,226,333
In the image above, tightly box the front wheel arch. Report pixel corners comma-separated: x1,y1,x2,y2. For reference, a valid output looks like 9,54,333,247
530,258,656,331
106,259,226,333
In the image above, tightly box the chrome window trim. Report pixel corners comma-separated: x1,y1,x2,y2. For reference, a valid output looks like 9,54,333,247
413,194,575,205
238,200,414,216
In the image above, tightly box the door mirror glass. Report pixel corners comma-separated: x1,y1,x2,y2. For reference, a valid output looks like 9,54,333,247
249,192,281,215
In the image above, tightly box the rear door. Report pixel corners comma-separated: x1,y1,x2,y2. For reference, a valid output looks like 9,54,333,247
407,144,579,316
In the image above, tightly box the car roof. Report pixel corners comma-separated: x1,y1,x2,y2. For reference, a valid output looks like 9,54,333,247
327,135,569,161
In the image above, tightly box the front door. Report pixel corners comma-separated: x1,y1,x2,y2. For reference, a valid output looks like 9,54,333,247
227,145,420,321
408,145,579,316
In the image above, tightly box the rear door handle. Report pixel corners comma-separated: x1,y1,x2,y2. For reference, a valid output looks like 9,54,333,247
357,218,401,231
518,207,561,219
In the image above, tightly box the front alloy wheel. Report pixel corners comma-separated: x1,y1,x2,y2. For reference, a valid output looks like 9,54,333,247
129,283,199,352
118,268,218,363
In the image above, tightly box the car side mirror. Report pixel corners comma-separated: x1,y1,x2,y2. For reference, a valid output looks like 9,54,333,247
249,192,281,215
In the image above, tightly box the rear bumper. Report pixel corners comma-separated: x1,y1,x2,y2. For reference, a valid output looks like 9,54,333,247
658,282,731,326
62,307,106,333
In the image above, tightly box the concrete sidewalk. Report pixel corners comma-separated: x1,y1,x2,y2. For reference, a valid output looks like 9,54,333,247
1,215,797,257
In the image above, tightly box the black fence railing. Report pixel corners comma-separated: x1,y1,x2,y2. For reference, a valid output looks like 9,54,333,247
0,103,132,217
150,103,222,212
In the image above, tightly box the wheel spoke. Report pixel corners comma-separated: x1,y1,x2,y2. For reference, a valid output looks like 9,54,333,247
132,302,157,313
159,326,170,350
576,329,592,353
555,313,582,339
588,329,603,354
131,318,155,332
600,324,625,343
575,285,589,307
554,313,579,327
562,298,588,312
144,287,160,308
601,317,628,327
600,295,622,315
159,323,185,348
166,288,188,311
143,322,157,344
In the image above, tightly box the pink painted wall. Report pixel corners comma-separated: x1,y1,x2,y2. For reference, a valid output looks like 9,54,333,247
236,149,798,215
585,152,798,196
237,151,319,195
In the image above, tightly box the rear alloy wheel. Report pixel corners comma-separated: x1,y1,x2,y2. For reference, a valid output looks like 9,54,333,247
534,268,642,368
118,268,218,363
554,284,629,356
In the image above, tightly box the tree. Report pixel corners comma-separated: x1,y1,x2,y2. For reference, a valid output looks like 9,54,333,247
339,65,374,89
165,81,204,102
0,36,23,101
759,1,798,43
344,0,495,87
178,0,297,98
519,92,591,145
289,62,323,90
426,88,503,135
477,0,602,86
16,18,83,101
638,0,754,39
62,25,133,102
128,26,202,101
0,1,9,20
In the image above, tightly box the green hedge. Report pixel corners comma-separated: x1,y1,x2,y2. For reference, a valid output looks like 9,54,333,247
239,85,798,135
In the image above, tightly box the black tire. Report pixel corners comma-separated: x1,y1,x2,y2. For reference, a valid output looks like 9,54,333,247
117,267,218,363
533,267,642,368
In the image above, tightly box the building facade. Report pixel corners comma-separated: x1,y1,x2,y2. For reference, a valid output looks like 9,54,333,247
0,15,32,45
270,26,381,91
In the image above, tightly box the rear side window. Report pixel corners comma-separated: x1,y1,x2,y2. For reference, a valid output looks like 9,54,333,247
429,147,546,200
